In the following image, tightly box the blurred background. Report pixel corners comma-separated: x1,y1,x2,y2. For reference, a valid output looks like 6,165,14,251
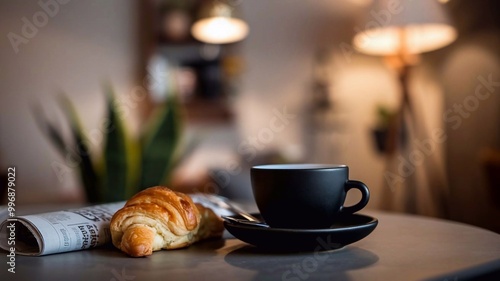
1,0,499,232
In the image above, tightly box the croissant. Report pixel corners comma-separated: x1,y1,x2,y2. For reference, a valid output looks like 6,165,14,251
110,186,224,257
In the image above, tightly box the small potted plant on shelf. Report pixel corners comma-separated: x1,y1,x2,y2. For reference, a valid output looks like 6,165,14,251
371,105,394,154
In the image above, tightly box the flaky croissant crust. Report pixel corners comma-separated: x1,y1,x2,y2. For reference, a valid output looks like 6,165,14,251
110,186,223,257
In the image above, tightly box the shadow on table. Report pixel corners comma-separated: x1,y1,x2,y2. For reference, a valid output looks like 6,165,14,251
224,245,379,281
425,258,500,281
10,239,228,280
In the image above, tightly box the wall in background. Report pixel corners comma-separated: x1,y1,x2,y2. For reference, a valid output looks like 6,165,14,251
175,1,392,205
409,0,500,231
0,0,435,208
3,0,498,233
441,32,500,231
0,0,139,203
234,1,403,208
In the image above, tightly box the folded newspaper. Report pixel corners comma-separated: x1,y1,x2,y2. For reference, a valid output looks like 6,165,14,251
0,194,236,256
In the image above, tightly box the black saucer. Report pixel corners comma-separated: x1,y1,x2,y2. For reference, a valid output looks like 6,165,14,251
224,213,378,252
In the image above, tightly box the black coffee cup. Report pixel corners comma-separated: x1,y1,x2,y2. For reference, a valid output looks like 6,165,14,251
251,164,370,229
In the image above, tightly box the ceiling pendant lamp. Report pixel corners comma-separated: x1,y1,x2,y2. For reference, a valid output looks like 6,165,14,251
191,1,249,44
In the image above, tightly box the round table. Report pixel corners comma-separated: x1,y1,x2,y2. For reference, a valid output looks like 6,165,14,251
1,209,500,281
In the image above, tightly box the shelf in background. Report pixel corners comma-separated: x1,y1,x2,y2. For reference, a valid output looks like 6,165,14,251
181,98,233,124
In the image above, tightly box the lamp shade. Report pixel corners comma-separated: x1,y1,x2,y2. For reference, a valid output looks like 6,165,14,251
353,0,457,56
191,2,249,44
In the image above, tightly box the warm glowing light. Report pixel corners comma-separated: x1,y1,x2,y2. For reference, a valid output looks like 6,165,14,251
349,0,373,7
191,17,249,44
353,24,457,56
352,0,457,56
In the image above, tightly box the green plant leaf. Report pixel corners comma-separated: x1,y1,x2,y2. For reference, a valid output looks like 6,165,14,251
125,135,141,199
58,94,100,203
139,95,181,189
102,86,129,202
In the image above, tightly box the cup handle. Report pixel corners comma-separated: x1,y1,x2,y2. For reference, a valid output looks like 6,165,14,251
340,180,370,214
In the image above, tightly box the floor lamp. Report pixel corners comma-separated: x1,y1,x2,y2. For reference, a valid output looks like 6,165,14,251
352,0,457,216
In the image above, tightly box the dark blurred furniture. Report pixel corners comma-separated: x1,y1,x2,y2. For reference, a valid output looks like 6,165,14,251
139,0,241,124
0,171,5,204
482,148,500,209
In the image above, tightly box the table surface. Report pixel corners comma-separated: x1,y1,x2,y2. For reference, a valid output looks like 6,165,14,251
1,208,500,281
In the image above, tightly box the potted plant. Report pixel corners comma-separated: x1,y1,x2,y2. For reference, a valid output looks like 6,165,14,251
371,105,394,154
34,85,195,203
